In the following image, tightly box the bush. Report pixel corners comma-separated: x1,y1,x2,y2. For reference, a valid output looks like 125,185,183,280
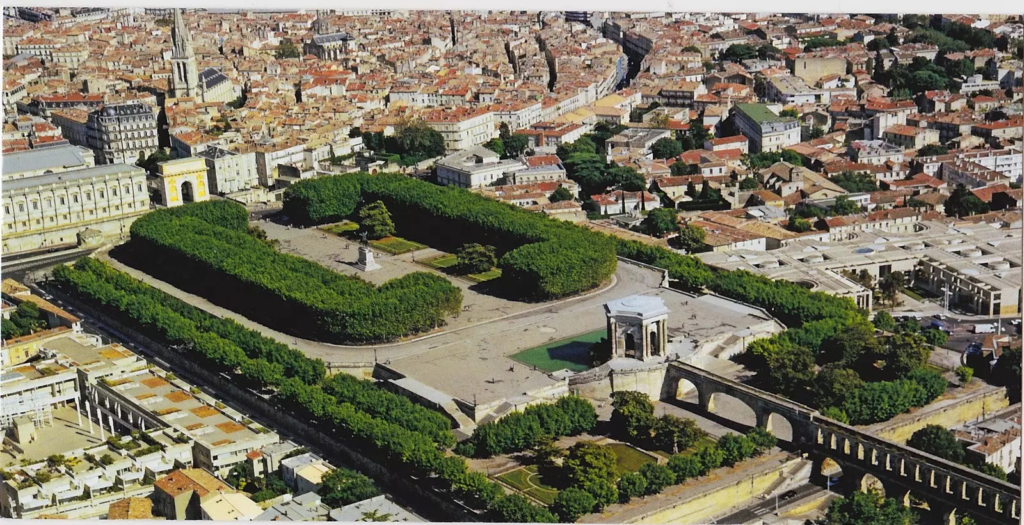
717,434,756,467
489,494,558,523
745,427,777,456
456,244,497,274
284,173,617,300
638,463,676,495
667,453,703,481
126,200,462,344
552,488,596,522
616,472,647,502
955,366,974,385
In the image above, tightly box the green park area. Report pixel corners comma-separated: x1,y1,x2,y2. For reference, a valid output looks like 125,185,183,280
497,465,559,505
422,253,503,283
510,329,606,372
369,236,427,255
603,443,657,474
320,221,359,236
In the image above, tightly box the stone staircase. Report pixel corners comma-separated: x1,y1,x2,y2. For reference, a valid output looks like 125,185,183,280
476,402,515,427
708,334,742,359
762,457,813,498
439,399,478,434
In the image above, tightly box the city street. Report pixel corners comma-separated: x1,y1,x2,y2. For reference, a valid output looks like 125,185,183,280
716,483,827,524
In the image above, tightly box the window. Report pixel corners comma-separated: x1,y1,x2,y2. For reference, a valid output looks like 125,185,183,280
59,196,66,205
31,201,39,211
45,198,52,208
86,192,92,201
18,203,25,212
137,183,143,192
111,187,118,196
3,205,8,214
73,194,79,203
124,185,131,194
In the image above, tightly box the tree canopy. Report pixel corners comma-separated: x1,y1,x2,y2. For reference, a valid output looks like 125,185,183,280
945,184,990,218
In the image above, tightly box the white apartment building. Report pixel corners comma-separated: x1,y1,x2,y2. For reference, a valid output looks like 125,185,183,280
85,103,159,166
425,109,495,151
729,103,800,153
436,146,527,188
197,146,260,195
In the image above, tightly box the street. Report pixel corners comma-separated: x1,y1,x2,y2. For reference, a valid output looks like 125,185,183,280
715,483,826,524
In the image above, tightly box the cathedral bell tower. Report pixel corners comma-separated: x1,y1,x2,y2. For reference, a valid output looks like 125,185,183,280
170,8,199,99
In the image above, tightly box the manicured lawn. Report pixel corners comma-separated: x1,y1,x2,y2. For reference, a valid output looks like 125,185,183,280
424,254,458,269
369,236,427,254
497,465,558,505
510,329,606,373
468,269,502,282
320,221,358,236
604,443,656,474
902,288,925,301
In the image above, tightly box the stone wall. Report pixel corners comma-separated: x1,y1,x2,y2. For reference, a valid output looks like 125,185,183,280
46,284,481,523
871,386,1010,444
624,455,803,524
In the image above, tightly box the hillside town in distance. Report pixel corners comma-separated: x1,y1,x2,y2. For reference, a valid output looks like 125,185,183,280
2,7,1023,524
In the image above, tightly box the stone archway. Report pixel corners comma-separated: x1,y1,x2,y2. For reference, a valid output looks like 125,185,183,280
624,333,636,359
650,330,660,356
819,456,844,491
860,472,885,496
705,391,757,428
181,180,195,203
760,412,794,442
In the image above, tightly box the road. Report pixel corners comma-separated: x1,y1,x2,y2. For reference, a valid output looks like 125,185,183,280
716,483,825,524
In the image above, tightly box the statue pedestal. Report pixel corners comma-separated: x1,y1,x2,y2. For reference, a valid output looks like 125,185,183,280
353,245,381,272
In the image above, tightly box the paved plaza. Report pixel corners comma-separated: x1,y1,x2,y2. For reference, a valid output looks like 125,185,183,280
0,406,103,468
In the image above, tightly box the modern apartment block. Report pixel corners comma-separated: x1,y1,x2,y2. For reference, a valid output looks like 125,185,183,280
729,103,800,153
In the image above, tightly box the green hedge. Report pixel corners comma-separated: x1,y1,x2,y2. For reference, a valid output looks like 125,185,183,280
460,396,598,458
53,258,553,521
126,200,462,344
322,373,456,449
283,174,617,300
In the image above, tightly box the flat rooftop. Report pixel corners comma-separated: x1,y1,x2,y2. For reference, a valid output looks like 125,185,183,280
1,145,90,178
105,369,265,449
699,219,1022,294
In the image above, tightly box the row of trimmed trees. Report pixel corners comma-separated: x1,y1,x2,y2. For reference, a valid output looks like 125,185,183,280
125,200,463,344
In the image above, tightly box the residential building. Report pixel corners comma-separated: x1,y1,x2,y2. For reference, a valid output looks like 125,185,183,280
729,103,800,153
152,468,233,520
435,146,526,188
200,492,263,521
588,190,662,215
423,107,495,151
197,146,260,195
953,416,1021,474
255,492,331,521
85,103,159,166
882,124,941,150
328,495,424,523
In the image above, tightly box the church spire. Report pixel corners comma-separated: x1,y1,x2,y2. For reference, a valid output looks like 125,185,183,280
171,8,195,59
313,10,332,35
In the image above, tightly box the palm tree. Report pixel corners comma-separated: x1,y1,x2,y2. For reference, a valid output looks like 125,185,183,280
359,510,394,522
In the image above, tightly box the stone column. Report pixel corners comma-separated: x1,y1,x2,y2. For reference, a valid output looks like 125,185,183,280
698,386,715,413
86,401,94,434
660,319,668,357
108,414,116,436
640,322,649,361
756,409,773,433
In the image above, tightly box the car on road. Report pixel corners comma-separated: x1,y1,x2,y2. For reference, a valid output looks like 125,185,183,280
780,490,797,501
